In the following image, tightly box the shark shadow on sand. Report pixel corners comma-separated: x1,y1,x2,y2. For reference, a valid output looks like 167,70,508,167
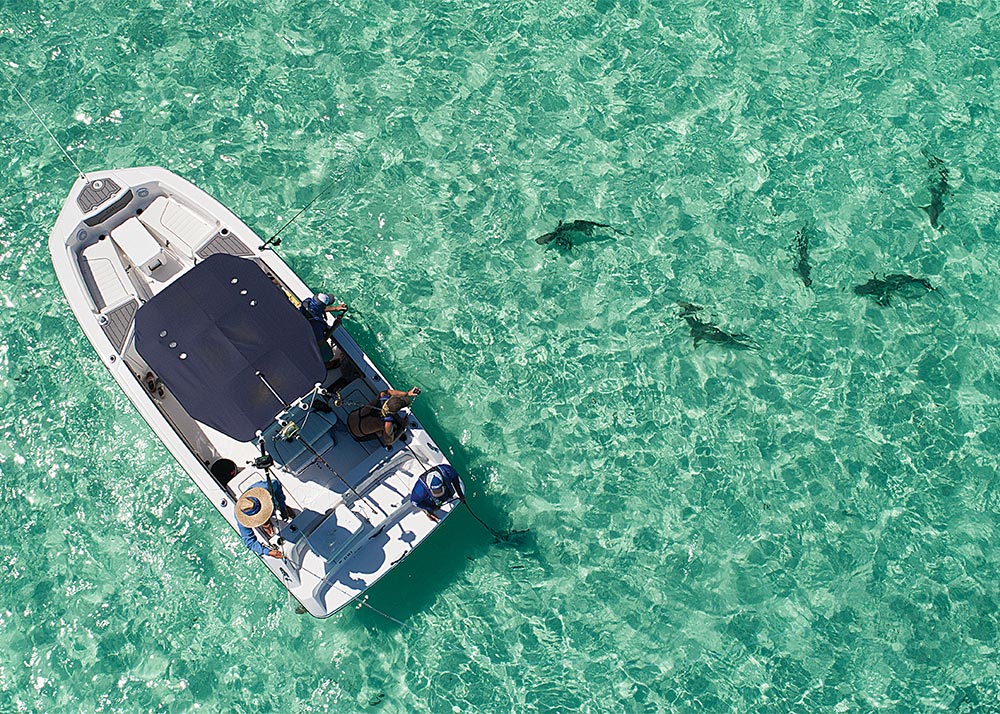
853,273,934,306
677,302,759,350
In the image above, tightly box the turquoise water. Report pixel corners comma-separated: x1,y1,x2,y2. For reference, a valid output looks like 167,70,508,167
3,0,1000,710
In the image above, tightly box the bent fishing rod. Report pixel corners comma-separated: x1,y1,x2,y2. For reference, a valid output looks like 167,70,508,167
402,443,515,542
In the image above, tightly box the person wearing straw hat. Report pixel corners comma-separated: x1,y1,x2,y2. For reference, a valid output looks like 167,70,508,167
235,481,288,558
410,465,464,522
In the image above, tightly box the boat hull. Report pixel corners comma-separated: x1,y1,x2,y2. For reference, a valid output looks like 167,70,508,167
49,167,460,617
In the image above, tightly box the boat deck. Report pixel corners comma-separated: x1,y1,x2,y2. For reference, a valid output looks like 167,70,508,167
51,167,460,617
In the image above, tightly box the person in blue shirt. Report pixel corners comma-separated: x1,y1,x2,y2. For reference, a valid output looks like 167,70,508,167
410,465,464,522
300,293,348,368
234,481,289,558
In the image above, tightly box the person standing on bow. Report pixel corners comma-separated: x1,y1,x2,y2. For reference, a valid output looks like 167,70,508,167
410,465,464,522
300,293,348,368
234,481,289,558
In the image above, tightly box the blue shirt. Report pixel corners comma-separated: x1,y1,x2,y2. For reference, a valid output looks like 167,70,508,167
299,297,327,342
236,480,287,557
410,466,462,512
300,296,326,320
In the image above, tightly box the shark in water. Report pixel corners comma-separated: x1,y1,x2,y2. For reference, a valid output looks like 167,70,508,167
534,220,628,250
920,151,949,230
853,273,934,306
677,302,758,350
793,224,814,288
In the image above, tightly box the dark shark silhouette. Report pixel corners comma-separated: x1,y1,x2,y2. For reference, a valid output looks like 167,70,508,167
853,273,934,306
793,224,814,288
534,220,627,250
920,151,949,229
677,302,758,350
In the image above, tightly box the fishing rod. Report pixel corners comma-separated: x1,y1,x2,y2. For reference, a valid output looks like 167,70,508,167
458,495,509,541
449,478,527,543
253,438,293,520
259,170,347,250
403,443,518,542
259,134,382,250
277,421,383,520
2,65,90,182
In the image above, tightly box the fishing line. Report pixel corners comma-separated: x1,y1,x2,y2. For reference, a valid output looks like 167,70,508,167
260,171,344,249
260,139,374,250
403,443,518,543
460,499,509,541
290,557,476,659
1,64,90,182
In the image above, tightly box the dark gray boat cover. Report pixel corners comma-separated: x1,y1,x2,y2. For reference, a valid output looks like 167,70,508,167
134,253,324,441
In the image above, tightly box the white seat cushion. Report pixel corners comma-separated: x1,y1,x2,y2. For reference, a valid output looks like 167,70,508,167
80,239,132,311
139,196,217,256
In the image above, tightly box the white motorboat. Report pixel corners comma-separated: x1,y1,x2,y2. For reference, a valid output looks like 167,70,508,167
48,166,462,618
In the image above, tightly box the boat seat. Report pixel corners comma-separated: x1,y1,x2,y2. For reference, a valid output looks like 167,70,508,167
111,218,167,277
301,503,367,563
139,196,218,258
79,238,133,312
263,408,339,475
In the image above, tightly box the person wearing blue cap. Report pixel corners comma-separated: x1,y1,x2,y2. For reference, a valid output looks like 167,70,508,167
410,465,464,522
299,293,348,368
234,481,289,558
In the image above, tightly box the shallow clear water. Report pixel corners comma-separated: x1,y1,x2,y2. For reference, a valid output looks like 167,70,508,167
2,0,1000,711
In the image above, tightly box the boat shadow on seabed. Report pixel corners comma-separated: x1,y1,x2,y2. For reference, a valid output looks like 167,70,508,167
352,477,535,628
320,366,535,627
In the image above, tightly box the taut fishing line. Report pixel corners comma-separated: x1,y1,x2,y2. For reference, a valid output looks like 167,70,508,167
2,63,90,182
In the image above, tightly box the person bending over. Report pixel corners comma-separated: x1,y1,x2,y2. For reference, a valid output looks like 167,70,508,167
347,387,420,446
410,465,463,522
300,292,348,368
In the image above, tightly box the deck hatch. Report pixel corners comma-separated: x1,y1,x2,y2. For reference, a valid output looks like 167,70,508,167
76,178,121,212
84,190,134,227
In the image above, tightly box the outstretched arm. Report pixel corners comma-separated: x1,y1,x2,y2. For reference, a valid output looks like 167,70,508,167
238,523,281,558
382,387,420,398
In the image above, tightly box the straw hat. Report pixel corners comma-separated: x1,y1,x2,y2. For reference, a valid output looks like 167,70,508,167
235,486,274,528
